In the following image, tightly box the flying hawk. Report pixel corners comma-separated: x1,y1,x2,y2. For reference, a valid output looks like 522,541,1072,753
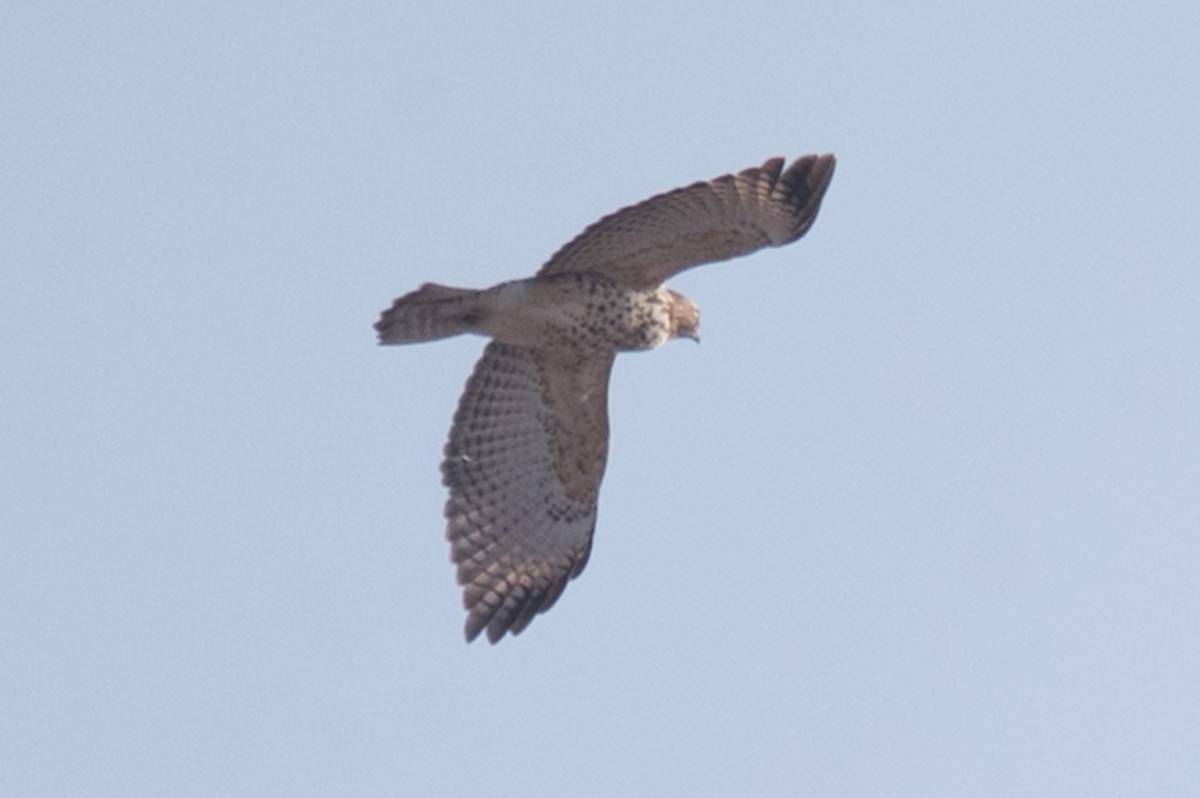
376,154,836,643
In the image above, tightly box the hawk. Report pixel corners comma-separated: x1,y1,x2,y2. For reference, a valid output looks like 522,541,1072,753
376,154,836,643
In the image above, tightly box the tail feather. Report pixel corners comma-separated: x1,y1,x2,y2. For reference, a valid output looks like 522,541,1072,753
375,283,484,344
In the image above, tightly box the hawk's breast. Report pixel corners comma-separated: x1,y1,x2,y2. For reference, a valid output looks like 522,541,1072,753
485,273,673,352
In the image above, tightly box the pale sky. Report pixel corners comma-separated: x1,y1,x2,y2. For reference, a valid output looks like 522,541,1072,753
4,2,1199,796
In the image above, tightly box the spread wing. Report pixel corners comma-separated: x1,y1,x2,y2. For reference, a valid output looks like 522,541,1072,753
442,341,616,643
537,154,836,289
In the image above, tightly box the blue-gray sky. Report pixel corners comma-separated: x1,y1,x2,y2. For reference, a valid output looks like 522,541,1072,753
4,2,1199,795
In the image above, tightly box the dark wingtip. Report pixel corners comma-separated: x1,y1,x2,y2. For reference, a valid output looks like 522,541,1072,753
461,615,511,645
464,613,488,644
789,153,837,195
777,153,836,242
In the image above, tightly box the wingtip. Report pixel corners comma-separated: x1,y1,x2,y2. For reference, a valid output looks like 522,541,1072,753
462,615,511,644
790,152,837,187
463,613,490,644
768,152,837,244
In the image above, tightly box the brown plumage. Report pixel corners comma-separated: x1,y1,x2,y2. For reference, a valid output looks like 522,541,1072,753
376,154,836,642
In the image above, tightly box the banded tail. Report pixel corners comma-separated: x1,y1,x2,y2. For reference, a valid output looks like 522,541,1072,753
375,283,485,344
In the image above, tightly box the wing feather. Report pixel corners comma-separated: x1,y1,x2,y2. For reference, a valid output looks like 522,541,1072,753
442,341,615,643
537,154,836,288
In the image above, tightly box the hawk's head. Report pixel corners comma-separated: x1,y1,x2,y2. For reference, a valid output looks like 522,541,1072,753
665,290,700,343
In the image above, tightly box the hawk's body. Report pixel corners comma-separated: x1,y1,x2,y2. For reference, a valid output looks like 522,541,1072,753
380,273,684,352
377,155,836,642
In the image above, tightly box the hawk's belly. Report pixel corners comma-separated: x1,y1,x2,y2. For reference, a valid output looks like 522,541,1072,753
480,274,673,352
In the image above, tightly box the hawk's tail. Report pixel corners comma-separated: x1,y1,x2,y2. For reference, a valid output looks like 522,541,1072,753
375,283,485,344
